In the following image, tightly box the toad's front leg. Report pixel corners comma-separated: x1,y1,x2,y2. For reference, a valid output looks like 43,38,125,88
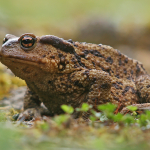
18,88,51,121
71,69,112,119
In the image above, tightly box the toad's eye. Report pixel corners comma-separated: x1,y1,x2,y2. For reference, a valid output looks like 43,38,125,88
3,38,8,44
20,35,36,50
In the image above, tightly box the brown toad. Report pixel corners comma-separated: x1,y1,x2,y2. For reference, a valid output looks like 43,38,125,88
1,33,150,120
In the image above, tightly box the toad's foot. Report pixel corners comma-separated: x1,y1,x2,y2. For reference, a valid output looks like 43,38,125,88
17,108,42,121
17,107,52,121
120,103,150,114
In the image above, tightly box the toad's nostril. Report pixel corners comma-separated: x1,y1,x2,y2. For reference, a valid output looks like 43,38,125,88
3,34,17,44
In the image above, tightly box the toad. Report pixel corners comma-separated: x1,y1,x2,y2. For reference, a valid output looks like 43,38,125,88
1,33,150,120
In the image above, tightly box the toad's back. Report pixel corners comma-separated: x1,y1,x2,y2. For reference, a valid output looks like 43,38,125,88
73,42,147,81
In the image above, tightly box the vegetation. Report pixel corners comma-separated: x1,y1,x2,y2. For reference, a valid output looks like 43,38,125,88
0,63,25,98
0,100,150,150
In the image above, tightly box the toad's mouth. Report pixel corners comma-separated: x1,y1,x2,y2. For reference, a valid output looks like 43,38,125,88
0,53,65,74
0,53,50,65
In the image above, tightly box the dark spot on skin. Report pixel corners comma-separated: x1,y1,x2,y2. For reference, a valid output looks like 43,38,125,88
140,86,143,90
106,56,113,64
146,85,150,88
28,90,34,95
82,70,90,80
71,57,76,63
92,61,95,67
146,93,149,99
83,70,89,76
113,96,119,101
112,83,119,89
112,83,122,90
124,68,127,75
74,44,78,47
74,53,86,68
101,83,110,89
141,64,146,71
131,87,136,94
115,74,120,79
102,99,110,102
59,59,66,71
84,70,90,74
116,49,122,56
48,80,52,84
42,54,46,58
91,77,97,85
124,58,128,63
116,92,118,95
80,50,90,59
122,86,130,96
67,39,73,43
40,35,75,54
83,50,89,56
79,52,86,58
101,67,105,72
127,76,131,80
67,84,72,88
74,64,80,68
136,63,141,74
102,67,111,75
107,98,111,102
61,83,66,86
140,78,145,82
74,80,83,88
119,59,122,66
131,78,135,82
58,55,66,71
58,53,63,58
89,50,104,58
130,70,133,75
73,42,78,47
137,90,141,99
116,81,123,85
70,73,76,79
50,55,55,59
107,69,111,75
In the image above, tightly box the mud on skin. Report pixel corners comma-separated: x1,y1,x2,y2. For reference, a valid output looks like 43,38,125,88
1,33,150,120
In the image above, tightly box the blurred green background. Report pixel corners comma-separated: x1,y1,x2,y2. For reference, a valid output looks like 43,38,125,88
1,1,150,149
1,0,150,70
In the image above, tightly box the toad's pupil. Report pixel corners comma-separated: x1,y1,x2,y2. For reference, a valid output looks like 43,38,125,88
22,38,32,44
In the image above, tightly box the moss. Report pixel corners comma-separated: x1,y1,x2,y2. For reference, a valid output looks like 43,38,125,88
0,63,26,99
